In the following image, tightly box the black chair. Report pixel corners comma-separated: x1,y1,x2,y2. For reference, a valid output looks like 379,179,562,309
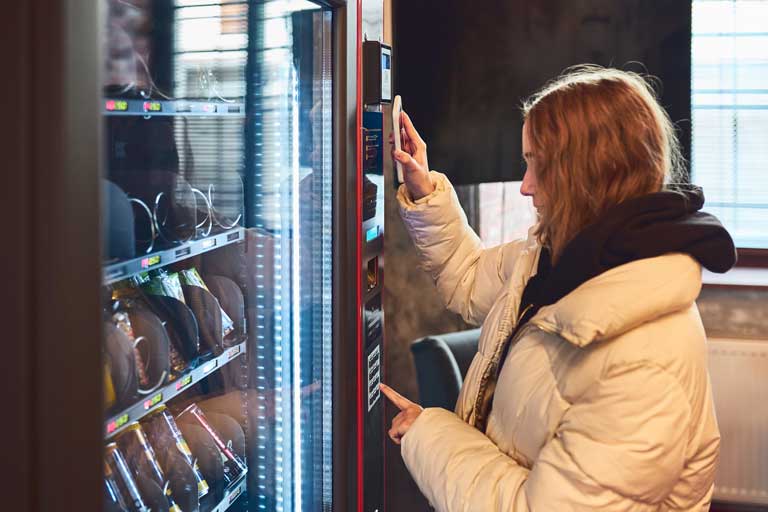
410,329,481,410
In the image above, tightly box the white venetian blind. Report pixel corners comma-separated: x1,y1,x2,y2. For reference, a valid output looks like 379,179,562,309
691,0,768,249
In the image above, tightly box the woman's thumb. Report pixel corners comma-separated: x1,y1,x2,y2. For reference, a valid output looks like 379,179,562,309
394,150,408,163
395,150,417,169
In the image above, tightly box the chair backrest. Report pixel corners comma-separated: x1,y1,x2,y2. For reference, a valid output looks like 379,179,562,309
410,329,481,410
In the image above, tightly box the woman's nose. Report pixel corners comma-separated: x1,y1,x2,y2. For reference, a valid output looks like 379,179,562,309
520,174,534,197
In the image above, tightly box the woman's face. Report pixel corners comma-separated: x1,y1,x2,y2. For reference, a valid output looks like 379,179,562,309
520,121,543,208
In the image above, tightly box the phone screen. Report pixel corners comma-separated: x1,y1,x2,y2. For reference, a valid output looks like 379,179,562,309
392,95,404,183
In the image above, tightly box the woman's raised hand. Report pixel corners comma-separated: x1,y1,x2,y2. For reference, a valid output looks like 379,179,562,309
389,112,435,200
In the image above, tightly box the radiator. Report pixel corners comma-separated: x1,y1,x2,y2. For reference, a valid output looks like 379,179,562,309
708,338,768,505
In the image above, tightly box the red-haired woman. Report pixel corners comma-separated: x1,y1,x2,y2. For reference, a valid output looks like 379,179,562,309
382,66,735,511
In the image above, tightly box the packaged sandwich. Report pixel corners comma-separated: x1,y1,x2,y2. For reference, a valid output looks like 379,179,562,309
179,268,235,338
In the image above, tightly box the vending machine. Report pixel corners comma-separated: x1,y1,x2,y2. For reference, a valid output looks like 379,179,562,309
5,0,389,511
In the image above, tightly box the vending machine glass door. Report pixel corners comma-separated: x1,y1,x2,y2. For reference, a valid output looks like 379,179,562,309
100,1,334,510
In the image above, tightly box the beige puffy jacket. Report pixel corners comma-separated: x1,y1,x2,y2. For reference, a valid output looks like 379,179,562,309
397,172,720,512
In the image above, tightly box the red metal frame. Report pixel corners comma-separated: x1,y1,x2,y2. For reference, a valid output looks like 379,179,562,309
355,0,364,510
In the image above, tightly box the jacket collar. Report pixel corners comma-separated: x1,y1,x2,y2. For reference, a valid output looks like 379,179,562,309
528,253,702,347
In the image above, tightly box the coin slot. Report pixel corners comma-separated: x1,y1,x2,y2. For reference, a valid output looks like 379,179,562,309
366,257,378,291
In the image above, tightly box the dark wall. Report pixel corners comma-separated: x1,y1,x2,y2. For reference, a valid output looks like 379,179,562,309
394,0,692,185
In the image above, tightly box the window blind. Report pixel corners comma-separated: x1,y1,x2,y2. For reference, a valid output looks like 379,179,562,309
692,0,768,249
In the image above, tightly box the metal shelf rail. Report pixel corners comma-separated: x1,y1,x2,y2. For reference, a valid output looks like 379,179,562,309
211,471,248,512
103,227,245,285
104,341,247,438
104,98,245,117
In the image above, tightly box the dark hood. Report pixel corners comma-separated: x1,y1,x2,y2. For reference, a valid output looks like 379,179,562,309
586,185,736,272
520,185,737,327
496,184,736,379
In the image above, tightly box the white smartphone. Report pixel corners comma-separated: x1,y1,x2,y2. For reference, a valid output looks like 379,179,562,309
392,95,404,183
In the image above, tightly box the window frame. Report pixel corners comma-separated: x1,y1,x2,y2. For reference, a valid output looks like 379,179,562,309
690,0,768,269
735,248,768,268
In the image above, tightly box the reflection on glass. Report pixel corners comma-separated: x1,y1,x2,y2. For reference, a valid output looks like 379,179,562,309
101,1,333,510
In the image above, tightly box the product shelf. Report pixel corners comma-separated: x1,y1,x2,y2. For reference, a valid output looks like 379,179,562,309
104,341,247,439
103,227,244,285
104,98,245,117
210,471,248,512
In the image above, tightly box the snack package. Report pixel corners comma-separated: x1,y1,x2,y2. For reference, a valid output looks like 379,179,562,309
110,276,144,301
109,274,192,375
161,272,186,303
140,270,186,304
112,308,150,388
180,268,235,338
135,272,164,298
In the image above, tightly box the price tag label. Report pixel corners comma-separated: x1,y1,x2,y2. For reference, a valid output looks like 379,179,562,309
203,360,218,374
175,374,193,391
144,392,163,410
106,413,130,435
229,485,243,504
143,101,162,112
106,100,128,111
227,345,241,360
141,255,161,269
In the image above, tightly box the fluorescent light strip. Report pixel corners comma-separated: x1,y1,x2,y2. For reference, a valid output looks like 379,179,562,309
291,61,303,512
321,12,334,504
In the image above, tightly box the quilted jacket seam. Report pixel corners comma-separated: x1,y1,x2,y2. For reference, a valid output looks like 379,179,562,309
559,359,695,506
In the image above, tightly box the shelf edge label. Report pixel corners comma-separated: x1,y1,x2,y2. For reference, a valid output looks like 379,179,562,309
227,345,241,360
229,484,243,504
203,360,218,374
107,413,130,435
175,374,193,391
141,254,161,269
144,392,163,410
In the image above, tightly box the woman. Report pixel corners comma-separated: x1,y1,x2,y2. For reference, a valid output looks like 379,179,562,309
380,67,736,511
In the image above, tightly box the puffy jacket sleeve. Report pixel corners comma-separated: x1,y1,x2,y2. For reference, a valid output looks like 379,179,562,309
401,362,709,511
398,172,529,326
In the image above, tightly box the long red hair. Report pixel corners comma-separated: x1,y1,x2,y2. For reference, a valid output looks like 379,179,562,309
522,66,684,261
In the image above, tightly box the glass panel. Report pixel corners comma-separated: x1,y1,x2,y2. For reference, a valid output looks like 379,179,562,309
100,1,333,511
691,0,768,248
